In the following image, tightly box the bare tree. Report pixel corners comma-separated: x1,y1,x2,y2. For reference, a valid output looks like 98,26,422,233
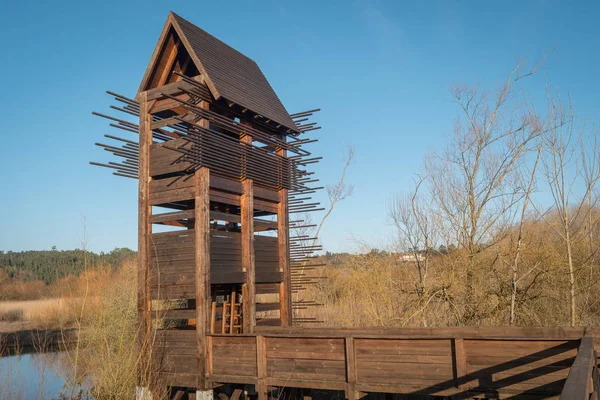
425,62,545,322
388,176,435,298
506,148,541,325
539,91,600,326
313,145,355,243
294,146,355,308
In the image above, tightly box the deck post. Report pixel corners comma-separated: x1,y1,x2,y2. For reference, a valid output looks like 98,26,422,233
195,166,211,390
454,338,468,390
137,91,152,391
242,132,256,333
256,335,268,400
345,337,357,400
278,139,292,327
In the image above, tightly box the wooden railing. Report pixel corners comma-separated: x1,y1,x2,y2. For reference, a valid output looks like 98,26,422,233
197,327,600,399
153,327,600,398
560,337,600,399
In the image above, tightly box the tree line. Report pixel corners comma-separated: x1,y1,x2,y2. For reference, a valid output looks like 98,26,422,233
0,248,136,285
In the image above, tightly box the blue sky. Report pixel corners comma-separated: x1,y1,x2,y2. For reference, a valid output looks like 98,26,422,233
1,0,599,253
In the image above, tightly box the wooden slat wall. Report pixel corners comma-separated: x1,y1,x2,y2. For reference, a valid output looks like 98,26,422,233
464,339,577,395
154,329,198,388
149,144,283,208
210,336,257,377
266,337,346,383
354,338,454,386
205,333,597,398
149,230,281,300
150,170,280,204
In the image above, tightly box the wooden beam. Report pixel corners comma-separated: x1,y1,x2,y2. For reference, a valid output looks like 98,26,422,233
560,337,596,399
145,74,203,101
256,336,268,400
278,139,292,327
156,39,179,88
195,167,210,390
137,92,152,376
137,15,175,95
453,338,468,390
345,337,357,400
242,131,256,333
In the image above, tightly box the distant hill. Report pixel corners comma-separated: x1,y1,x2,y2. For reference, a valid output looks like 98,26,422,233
0,248,136,284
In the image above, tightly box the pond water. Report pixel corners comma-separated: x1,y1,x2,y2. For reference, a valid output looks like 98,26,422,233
0,352,67,399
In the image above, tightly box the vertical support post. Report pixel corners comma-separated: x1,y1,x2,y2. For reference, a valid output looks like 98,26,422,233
278,139,292,327
137,91,152,384
345,337,357,400
241,132,256,332
195,167,211,390
454,338,468,390
256,335,268,400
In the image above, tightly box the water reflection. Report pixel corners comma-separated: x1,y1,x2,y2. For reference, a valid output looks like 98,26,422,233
0,352,66,399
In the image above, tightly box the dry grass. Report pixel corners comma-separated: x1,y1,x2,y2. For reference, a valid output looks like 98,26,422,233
0,298,74,327
0,259,166,399
55,260,167,400
295,217,600,329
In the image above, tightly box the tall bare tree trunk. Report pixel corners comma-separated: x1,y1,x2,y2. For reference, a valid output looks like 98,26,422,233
565,227,576,326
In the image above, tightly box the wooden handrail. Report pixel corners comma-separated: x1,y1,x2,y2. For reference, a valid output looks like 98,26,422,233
560,337,598,399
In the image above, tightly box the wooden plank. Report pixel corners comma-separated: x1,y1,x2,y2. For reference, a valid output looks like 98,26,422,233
138,92,152,369
208,374,257,386
244,326,600,340
354,338,453,356
278,184,291,326
465,339,578,358
256,318,281,327
155,309,196,320
157,372,198,389
150,284,196,300
136,14,177,95
154,329,197,343
267,337,345,353
266,358,347,381
242,177,256,333
467,352,577,369
256,303,280,312
156,354,198,374
256,284,280,295
145,74,203,100
257,336,268,400
150,93,190,114
356,361,454,382
156,39,179,89
151,269,245,287
151,175,195,194
454,338,468,390
195,165,210,390
150,186,195,205
265,378,347,391
150,138,192,176
152,209,195,224
353,382,462,397
560,337,595,399
346,337,357,400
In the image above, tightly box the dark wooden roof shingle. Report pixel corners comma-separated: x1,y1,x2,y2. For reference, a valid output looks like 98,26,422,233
171,13,297,132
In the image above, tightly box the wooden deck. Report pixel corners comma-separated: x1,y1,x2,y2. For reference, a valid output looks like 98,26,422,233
153,326,600,399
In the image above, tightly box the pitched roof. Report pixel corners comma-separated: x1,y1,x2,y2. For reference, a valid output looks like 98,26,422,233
142,12,298,133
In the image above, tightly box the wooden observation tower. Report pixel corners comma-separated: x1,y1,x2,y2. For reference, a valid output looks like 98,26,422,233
91,12,599,400
92,11,323,398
